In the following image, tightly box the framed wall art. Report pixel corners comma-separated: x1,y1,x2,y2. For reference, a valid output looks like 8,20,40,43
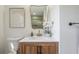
9,8,25,28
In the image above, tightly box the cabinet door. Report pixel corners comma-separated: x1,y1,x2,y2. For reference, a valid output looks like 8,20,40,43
49,45,58,54
19,43,25,54
30,45,37,54
25,45,31,54
18,43,31,54
41,43,58,54
49,46,57,54
41,46,49,54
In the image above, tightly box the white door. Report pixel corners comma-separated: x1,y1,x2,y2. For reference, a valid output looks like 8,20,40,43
60,5,79,54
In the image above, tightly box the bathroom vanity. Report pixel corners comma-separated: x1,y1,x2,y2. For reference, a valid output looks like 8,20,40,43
17,42,58,54
17,37,59,54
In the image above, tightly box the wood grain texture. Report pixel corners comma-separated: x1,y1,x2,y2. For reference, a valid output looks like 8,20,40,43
17,42,59,54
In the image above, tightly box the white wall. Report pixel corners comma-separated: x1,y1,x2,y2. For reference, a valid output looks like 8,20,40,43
60,5,79,54
48,5,60,40
5,5,32,38
0,6,5,53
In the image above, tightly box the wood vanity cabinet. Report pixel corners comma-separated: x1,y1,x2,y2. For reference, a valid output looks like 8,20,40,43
17,42,58,54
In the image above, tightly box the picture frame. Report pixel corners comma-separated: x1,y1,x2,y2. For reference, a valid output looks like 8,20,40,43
9,8,25,28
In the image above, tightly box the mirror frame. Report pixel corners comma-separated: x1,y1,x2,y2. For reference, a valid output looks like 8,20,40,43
30,5,48,29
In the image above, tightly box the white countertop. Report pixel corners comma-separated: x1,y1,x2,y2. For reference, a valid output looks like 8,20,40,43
19,36,59,42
